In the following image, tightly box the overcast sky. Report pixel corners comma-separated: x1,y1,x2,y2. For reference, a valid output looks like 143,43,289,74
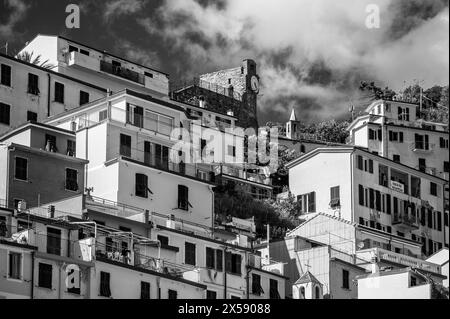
1,0,448,124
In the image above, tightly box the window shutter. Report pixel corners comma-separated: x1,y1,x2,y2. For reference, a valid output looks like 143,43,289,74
368,159,374,173
386,194,391,215
308,192,316,212
216,250,223,271
358,185,364,206
178,185,189,210
225,252,232,272
357,155,363,170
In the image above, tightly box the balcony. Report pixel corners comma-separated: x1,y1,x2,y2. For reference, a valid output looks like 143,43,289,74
214,164,272,186
410,141,435,153
66,51,100,72
100,60,145,85
415,165,437,176
392,212,419,230
357,247,441,275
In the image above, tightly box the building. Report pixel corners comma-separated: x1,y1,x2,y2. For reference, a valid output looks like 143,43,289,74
286,146,448,256
426,248,449,288
171,59,260,129
357,267,441,299
347,99,449,180
18,34,169,97
0,122,88,210
0,52,107,135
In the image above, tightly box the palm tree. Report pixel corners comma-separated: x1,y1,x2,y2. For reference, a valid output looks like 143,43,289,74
15,51,55,69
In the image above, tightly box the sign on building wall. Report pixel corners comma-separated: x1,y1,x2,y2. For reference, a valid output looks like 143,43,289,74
390,180,404,193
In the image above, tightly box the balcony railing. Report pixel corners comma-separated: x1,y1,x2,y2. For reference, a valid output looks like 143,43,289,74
100,60,145,85
410,142,435,152
415,165,437,176
392,212,419,229
214,164,272,186
170,77,243,101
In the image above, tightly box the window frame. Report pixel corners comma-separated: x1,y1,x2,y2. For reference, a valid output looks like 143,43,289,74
0,102,11,125
38,262,53,289
65,168,79,192
7,250,23,281
1,63,12,87
27,73,40,95
14,156,28,181
54,81,65,104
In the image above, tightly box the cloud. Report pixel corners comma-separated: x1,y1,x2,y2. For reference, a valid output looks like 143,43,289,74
0,0,30,38
115,40,162,70
103,0,148,22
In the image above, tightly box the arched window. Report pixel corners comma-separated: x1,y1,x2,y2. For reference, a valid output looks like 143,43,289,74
315,286,320,299
300,286,305,299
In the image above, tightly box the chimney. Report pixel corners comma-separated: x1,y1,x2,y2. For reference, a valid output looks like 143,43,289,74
144,210,149,224
199,96,205,108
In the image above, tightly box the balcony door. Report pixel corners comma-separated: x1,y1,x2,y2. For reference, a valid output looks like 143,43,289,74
155,144,169,170
47,227,61,255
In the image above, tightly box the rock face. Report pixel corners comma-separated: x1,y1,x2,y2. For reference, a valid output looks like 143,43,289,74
171,59,260,130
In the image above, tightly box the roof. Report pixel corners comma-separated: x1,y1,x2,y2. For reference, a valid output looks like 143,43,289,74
285,145,447,183
426,248,449,267
294,271,322,286
0,52,107,93
0,121,75,142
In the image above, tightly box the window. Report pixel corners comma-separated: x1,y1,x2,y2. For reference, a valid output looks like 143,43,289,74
15,157,28,180
100,271,111,297
66,140,76,157
140,281,150,299
8,252,21,279
393,155,400,163
411,277,417,287
45,134,57,152
216,249,223,271
144,141,151,165
437,211,442,231
330,186,340,208
0,102,10,125
227,145,236,157
206,290,217,299
27,111,37,122
144,72,153,78
252,274,264,295
38,263,52,289
69,45,78,53
357,155,363,170
65,168,78,191
135,173,149,198
54,82,65,103
168,289,177,299
120,134,131,157
297,192,316,213
444,162,449,173
206,247,215,269
1,64,11,86
225,252,242,275
155,144,169,169
79,91,89,105
368,128,376,140
269,279,280,299
185,242,196,266
178,185,190,210
99,110,108,121
358,185,364,206
126,104,144,128
47,227,61,255
418,158,426,172
379,164,389,187
157,235,169,246
342,269,350,289
80,49,89,56
430,182,437,196
411,176,421,198
28,73,39,95
315,286,321,299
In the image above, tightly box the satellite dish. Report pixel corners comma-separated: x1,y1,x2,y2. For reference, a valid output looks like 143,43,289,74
357,242,365,249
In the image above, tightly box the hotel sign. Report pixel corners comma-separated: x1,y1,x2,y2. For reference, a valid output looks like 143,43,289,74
390,180,404,193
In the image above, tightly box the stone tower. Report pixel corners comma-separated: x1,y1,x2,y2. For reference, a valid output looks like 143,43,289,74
171,59,260,129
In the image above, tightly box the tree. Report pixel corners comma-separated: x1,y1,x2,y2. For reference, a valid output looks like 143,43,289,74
359,81,396,101
15,51,55,69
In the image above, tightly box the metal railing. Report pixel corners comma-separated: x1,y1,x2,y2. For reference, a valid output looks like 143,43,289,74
392,212,419,229
100,60,145,85
170,77,243,101
410,141,435,152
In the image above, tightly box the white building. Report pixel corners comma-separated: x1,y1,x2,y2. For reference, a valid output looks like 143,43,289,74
0,52,106,135
18,35,170,97
357,267,440,299
286,146,448,256
426,248,449,288
347,99,449,181
44,89,247,228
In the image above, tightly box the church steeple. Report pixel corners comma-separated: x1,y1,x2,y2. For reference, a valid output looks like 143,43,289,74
286,108,300,139
289,108,298,122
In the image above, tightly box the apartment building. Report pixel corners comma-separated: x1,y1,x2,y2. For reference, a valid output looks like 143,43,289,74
0,52,107,135
0,122,88,210
18,35,169,98
43,89,250,228
347,99,449,180
286,146,448,255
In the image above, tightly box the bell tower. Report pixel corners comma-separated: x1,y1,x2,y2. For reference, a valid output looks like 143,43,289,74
286,108,300,139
